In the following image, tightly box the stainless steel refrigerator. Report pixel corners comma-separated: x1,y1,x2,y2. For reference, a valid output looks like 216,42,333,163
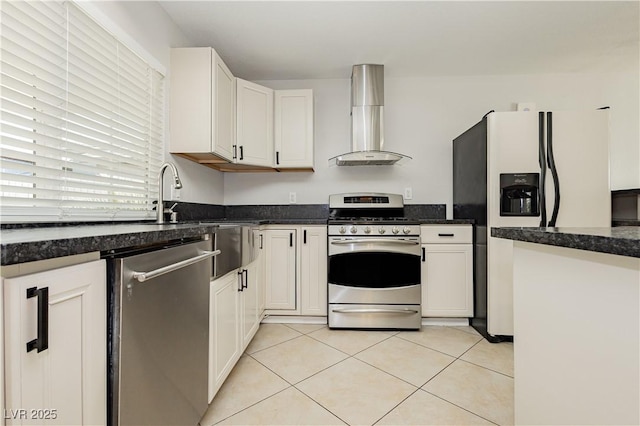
453,109,610,341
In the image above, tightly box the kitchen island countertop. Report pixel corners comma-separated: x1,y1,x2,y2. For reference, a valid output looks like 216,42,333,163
502,228,640,425
491,226,640,258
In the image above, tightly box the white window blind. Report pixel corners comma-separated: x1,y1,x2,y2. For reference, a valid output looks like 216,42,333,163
0,0,164,222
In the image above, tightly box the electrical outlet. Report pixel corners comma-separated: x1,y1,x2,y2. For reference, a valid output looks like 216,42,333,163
404,187,413,200
289,192,297,204
517,102,536,112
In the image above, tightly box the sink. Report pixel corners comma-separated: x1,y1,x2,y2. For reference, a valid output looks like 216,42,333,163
213,225,242,278
211,223,259,279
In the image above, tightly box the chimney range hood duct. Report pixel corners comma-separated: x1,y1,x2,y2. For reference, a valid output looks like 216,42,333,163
329,64,411,166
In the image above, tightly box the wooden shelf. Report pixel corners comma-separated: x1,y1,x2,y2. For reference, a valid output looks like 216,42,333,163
174,152,313,173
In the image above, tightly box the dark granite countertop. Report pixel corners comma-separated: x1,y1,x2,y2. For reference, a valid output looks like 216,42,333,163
0,220,337,265
418,219,474,225
491,227,640,258
0,223,223,265
1,218,472,266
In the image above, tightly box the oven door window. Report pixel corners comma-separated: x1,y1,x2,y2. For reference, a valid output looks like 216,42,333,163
328,252,420,288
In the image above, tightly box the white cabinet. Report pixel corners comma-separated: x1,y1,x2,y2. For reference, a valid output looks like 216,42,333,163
236,78,274,168
257,231,266,313
300,226,327,315
239,230,263,348
209,271,240,402
264,225,327,317
3,260,106,425
170,48,314,173
170,47,235,164
274,90,314,170
264,229,297,311
209,230,265,401
421,225,473,317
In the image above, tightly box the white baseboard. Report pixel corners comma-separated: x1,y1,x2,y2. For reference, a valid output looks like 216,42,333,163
421,317,470,326
260,315,469,327
261,315,327,325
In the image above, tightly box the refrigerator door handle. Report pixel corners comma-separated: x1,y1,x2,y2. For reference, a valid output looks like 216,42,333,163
546,111,560,227
538,112,547,227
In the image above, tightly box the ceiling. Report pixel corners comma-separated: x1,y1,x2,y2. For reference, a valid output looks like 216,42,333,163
159,1,640,81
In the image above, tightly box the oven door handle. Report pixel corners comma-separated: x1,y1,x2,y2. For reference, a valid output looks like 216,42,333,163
331,308,420,314
330,239,419,245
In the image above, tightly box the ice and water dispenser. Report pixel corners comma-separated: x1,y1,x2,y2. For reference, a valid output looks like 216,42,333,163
500,173,540,216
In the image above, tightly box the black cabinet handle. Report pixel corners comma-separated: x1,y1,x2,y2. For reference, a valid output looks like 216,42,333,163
243,269,248,289
422,247,425,262
233,145,237,160
26,286,48,353
438,233,455,237
276,151,280,165
289,233,293,247
259,234,263,249
303,229,307,244
239,146,244,161
237,270,244,292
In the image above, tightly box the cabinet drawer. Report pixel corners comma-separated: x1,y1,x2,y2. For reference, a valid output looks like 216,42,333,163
420,225,472,244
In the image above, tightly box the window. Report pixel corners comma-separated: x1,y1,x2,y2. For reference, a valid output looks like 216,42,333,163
0,0,164,222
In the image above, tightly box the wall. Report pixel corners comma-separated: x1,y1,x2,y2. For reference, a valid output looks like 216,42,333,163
78,2,640,211
81,1,225,205
223,72,639,216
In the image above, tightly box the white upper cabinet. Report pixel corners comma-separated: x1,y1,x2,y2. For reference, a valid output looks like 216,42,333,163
236,78,274,168
170,47,235,163
274,90,314,170
170,47,313,172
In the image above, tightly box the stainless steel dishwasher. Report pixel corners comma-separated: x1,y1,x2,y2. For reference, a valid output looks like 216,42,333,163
106,236,219,426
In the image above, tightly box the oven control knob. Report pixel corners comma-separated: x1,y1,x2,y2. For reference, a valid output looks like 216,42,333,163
392,226,400,234
378,227,386,234
339,226,346,234
364,226,372,234
403,227,411,235
350,226,358,234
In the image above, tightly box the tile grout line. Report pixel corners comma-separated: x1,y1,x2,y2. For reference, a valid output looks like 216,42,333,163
260,330,411,425
245,329,304,355
291,383,351,426
457,338,515,378
394,332,483,359
370,386,423,426
215,325,512,426
456,357,515,379
420,388,501,426
211,383,295,425
416,335,514,424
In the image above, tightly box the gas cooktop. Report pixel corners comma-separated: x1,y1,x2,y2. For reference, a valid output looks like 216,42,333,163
328,192,413,226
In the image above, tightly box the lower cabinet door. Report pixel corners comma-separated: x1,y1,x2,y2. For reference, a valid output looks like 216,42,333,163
421,244,473,317
240,261,260,349
4,260,106,426
300,226,327,316
264,229,297,311
209,272,240,402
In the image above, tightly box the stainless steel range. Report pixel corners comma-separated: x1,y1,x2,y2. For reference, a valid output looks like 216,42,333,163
327,193,421,330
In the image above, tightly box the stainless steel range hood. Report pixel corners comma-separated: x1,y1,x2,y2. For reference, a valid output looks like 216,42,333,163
329,64,411,166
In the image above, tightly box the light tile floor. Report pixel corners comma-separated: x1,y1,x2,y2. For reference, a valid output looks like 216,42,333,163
200,324,514,426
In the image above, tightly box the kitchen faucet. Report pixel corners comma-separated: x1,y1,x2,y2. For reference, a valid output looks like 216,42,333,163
157,162,182,224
